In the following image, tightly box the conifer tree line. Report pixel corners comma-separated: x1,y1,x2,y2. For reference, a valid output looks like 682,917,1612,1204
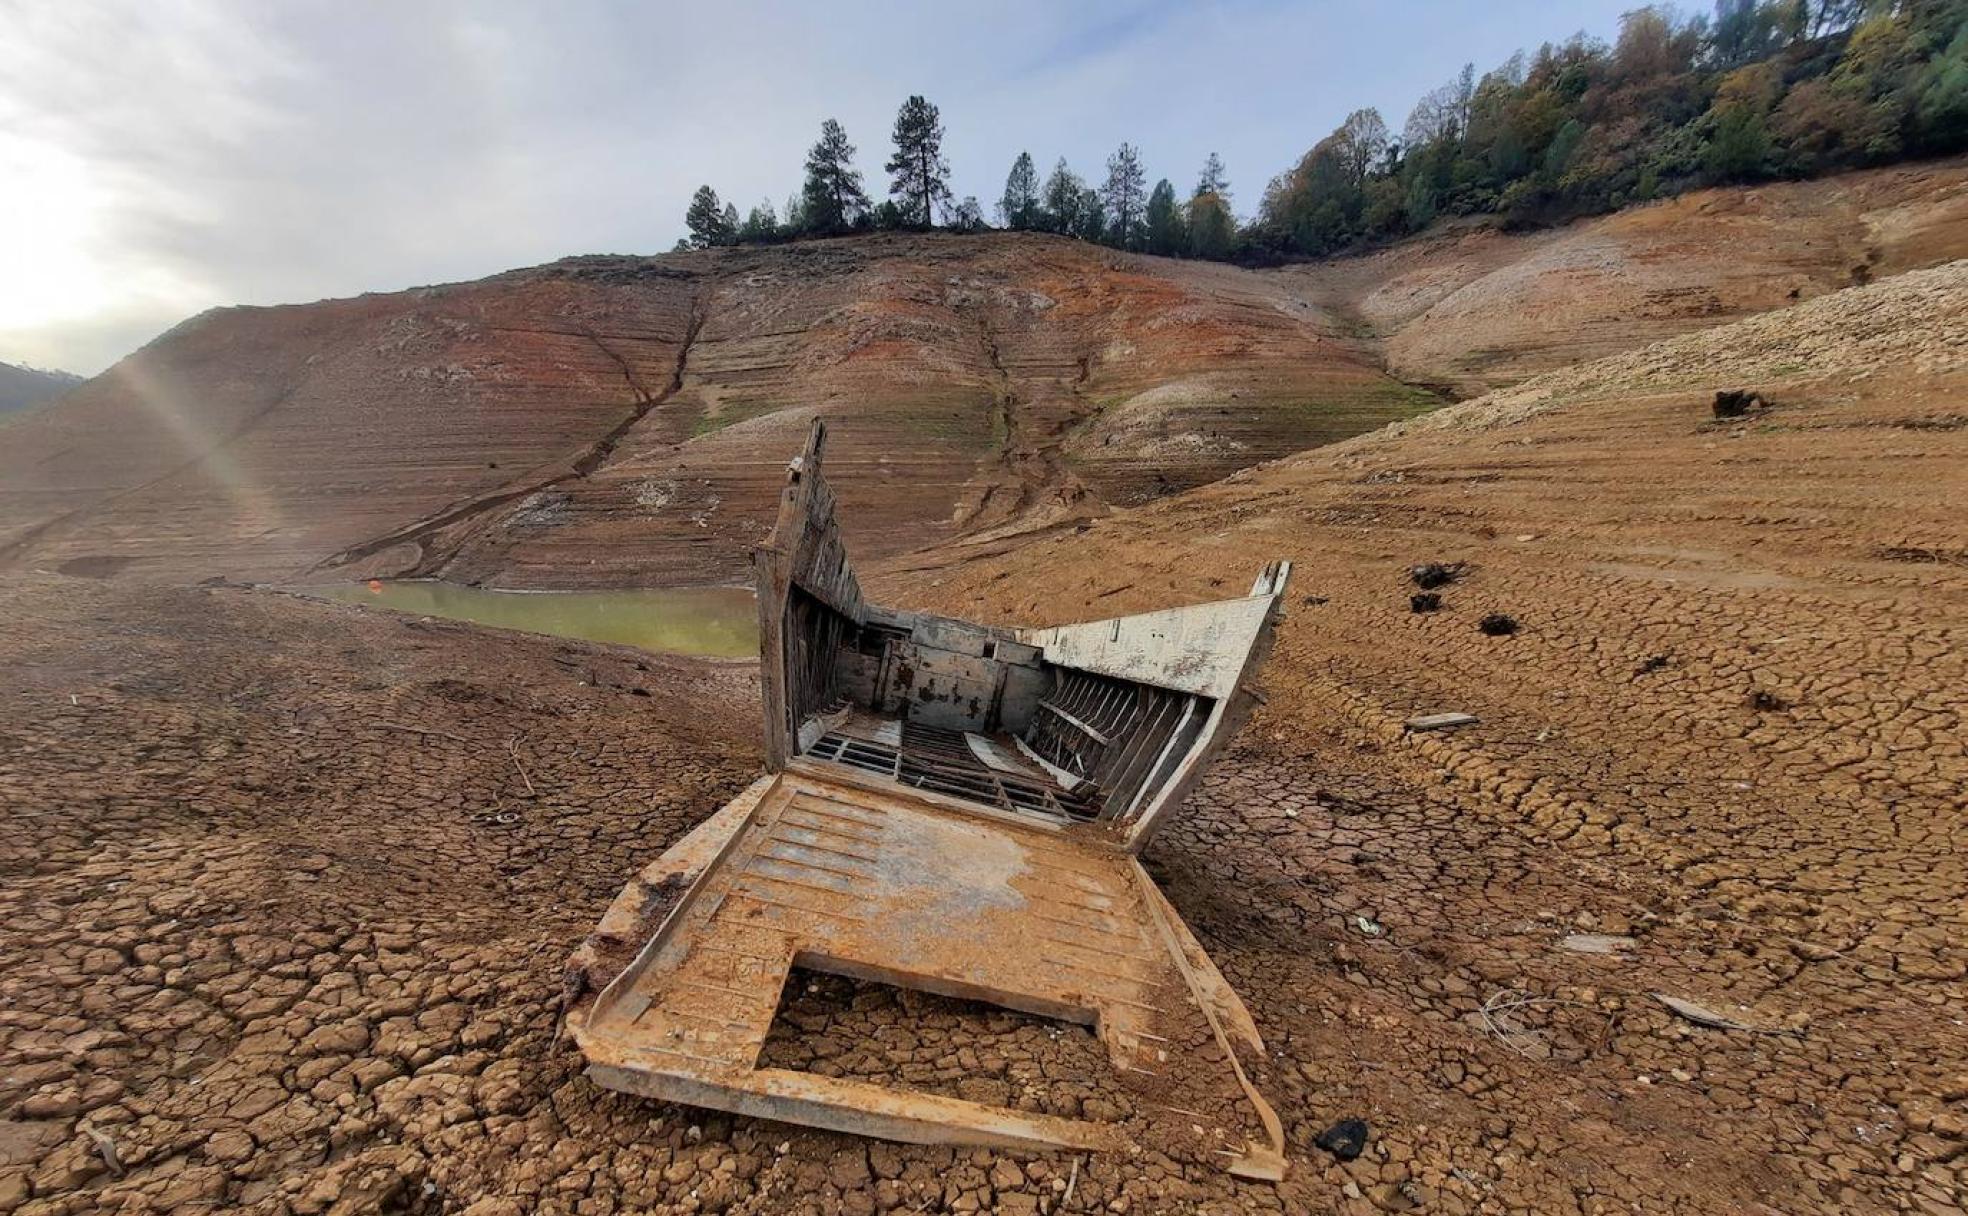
682,2,1967,261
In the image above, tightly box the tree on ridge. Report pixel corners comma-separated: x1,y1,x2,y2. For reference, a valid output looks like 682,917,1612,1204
1101,142,1146,249
999,151,1040,230
886,95,952,227
684,185,735,247
801,118,871,234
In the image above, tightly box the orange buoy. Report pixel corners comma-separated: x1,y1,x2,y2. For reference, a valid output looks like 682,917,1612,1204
367,579,384,594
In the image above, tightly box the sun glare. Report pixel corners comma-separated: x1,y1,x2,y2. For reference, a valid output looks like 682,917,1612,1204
0,133,120,330
0,129,215,370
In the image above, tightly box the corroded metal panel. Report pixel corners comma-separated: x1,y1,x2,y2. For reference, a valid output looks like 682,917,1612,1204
1017,594,1281,700
756,421,863,767
567,769,1284,1177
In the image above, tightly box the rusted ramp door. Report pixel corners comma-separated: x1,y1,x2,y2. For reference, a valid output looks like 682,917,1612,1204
568,769,1286,1178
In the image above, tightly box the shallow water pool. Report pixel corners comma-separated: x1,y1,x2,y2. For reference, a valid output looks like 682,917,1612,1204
313,581,758,659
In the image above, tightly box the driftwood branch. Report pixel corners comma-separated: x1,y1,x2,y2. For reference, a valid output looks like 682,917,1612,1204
508,736,538,797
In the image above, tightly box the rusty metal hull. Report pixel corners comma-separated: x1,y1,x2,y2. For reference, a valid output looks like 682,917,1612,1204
567,421,1291,1178
567,766,1285,1176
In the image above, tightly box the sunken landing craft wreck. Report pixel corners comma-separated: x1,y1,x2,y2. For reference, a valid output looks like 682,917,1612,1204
564,422,1293,1180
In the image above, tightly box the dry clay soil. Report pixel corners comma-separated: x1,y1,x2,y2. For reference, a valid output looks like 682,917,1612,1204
5,271,1968,1211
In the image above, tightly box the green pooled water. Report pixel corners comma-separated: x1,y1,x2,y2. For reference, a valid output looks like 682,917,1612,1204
315,581,757,658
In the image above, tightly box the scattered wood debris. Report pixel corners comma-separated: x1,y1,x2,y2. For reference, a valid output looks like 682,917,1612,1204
1561,934,1635,954
1406,711,1478,732
507,735,537,796
1654,993,1760,1032
80,1125,123,1178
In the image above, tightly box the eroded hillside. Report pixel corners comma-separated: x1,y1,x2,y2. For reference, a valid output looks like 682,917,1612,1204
1279,155,1968,394
1,156,1963,592
0,239,1429,588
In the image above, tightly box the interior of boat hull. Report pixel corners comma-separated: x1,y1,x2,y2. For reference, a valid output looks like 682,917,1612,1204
565,420,1294,1179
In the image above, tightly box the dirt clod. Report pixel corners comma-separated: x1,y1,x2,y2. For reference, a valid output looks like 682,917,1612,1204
1713,389,1768,418
1314,1118,1371,1161
1409,562,1464,590
1747,687,1788,711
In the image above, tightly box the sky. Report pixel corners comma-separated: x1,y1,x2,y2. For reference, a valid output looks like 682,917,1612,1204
1,0,1641,376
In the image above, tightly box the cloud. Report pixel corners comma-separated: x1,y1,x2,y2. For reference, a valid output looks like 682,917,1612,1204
0,0,1636,375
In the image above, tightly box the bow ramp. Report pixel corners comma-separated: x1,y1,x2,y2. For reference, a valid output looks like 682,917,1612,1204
565,421,1293,1180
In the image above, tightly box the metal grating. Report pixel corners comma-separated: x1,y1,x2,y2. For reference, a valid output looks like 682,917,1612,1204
805,722,1099,822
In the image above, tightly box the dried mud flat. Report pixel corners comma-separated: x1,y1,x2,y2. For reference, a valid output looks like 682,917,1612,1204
1,580,1884,1216
885,264,1968,1214
3,264,1966,1214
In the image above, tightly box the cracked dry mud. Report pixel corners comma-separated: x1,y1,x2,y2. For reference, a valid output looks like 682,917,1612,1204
8,338,1967,1215
758,970,1126,1125
4,263,1967,1214
877,275,1968,1213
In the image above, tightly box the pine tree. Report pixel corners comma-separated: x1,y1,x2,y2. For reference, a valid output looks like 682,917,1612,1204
721,202,740,240
998,151,1040,229
1040,159,1084,234
885,95,952,227
801,119,870,234
1195,152,1229,199
1101,142,1147,248
739,198,779,243
952,197,986,231
1144,179,1183,255
1075,186,1105,243
684,185,735,248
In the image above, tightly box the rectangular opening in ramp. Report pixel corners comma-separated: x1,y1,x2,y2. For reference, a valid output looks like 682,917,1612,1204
760,966,1122,1123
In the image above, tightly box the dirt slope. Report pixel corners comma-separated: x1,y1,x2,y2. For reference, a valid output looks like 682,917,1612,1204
876,262,1968,1213
5,157,1965,592
1278,154,1968,395
0,238,1428,589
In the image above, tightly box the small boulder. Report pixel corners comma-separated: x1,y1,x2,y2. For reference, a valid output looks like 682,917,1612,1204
1314,1117,1370,1161
1713,389,1766,419
1409,562,1463,590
